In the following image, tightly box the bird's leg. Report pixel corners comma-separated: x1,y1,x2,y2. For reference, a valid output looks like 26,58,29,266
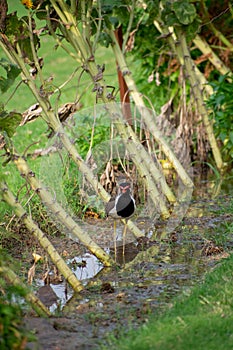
114,219,117,261
122,222,127,257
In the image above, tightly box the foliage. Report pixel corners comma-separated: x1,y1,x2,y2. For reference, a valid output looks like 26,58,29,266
206,75,233,162
0,1,233,347
75,121,111,159
160,0,199,31
0,252,36,350
0,56,22,137
126,17,168,110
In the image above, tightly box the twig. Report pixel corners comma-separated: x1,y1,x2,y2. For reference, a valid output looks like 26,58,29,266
122,1,136,53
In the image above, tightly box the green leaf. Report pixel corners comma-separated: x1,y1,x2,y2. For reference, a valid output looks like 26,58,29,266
172,1,197,25
161,6,179,26
101,0,124,13
146,0,160,18
109,16,119,28
229,131,233,145
184,17,201,42
0,110,21,138
0,58,21,94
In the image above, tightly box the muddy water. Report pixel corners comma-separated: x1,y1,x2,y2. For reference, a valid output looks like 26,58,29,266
27,176,233,350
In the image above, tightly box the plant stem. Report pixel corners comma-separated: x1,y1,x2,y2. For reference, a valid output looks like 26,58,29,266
200,0,233,51
176,28,223,171
153,21,213,96
0,33,143,239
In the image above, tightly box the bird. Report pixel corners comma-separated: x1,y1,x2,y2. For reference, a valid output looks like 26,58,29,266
105,179,135,259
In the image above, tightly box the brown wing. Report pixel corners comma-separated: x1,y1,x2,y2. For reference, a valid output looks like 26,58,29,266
105,197,116,216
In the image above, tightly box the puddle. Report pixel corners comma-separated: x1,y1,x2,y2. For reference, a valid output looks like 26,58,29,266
36,253,104,311
67,253,104,282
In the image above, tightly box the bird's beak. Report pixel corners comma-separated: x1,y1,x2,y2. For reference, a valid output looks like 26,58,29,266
120,185,130,193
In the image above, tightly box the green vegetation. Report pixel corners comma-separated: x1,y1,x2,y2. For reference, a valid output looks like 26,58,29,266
0,252,35,350
207,75,233,163
105,254,233,350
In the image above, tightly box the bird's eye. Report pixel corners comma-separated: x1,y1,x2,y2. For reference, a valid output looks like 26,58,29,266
121,185,129,190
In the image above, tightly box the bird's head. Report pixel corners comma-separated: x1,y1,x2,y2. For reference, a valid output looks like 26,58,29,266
119,182,131,194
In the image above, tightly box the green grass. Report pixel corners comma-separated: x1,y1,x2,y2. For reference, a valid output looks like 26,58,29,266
104,254,233,350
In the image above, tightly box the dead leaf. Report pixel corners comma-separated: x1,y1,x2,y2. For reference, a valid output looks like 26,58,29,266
32,252,42,263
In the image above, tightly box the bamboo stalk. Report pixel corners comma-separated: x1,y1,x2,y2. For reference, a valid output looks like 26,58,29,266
0,265,51,317
46,2,176,213
2,1,173,233
121,115,177,204
58,126,144,237
176,28,223,171
107,29,194,188
10,155,114,267
152,21,223,170
45,3,172,216
193,34,232,79
0,35,143,239
110,114,170,218
153,21,213,96
0,181,84,292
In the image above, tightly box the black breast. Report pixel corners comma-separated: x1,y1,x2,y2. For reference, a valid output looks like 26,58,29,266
116,194,135,218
